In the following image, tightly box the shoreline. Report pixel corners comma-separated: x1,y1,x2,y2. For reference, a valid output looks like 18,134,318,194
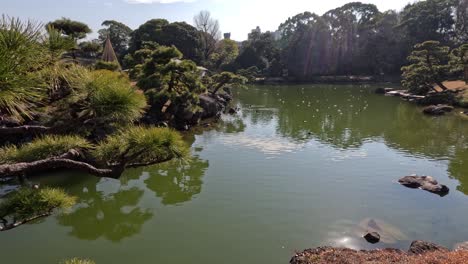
253,75,401,85
290,240,468,264
375,86,468,115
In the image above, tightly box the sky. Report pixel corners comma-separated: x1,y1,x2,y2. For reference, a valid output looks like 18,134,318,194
2,0,416,41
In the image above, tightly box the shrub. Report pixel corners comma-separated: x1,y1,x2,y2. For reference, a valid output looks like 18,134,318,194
237,66,260,82
0,135,92,164
94,60,120,71
81,70,147,124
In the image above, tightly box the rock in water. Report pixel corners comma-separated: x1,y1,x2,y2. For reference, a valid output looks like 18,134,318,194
408,240,449,254
423,104,454,115
364,232,380,244
356,218,407,244
398,175,449,196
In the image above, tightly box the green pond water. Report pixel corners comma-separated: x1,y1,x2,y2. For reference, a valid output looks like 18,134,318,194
2,84,468,263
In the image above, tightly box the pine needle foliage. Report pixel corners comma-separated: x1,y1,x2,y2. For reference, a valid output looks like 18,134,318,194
0,16,46,121
78,70,147,125
93,126,189,166
0,187,76,223
0,135,92,164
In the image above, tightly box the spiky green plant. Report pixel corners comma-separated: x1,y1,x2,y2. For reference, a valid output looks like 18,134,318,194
0,135,92,164
77,70,147,125
0,16,47,121
93,126,189,166
0,187,76,226
44,26,76,60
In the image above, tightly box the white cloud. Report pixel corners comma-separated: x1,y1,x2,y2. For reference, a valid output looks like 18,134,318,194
125,0,196,3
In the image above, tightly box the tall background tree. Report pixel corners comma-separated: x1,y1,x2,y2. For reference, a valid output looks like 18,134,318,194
46,18,91,40
235,27,282,76
193,10,221,64
98,20,132,60
455,0,468,44
128,19,203,64
398,0,458,47
209,39,239,71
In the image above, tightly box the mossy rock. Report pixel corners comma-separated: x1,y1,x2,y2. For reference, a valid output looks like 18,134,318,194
418,91,457,106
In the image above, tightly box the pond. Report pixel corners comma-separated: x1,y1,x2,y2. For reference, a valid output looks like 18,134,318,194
1,84,468,264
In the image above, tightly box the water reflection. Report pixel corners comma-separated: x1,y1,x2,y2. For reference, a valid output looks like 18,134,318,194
238,85,468,156
326,218,408,250
55,176,152,242
236,85,468,195
222,134,305,155
143,156,209,205
449,147,468,195
214,115,247,134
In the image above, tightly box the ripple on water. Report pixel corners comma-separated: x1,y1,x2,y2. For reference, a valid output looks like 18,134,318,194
220,134,307,156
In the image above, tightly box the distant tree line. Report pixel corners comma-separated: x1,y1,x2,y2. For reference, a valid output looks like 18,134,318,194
50,0,466,83
268,0,466,80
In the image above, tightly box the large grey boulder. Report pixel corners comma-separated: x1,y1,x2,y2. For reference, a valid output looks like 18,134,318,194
199,94,223,118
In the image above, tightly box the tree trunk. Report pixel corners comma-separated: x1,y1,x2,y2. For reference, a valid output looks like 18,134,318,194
0,125,51,136
0,213,51,231
0,158,121,179
211,82,227,95
464,65,468,84
436,81,448,91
